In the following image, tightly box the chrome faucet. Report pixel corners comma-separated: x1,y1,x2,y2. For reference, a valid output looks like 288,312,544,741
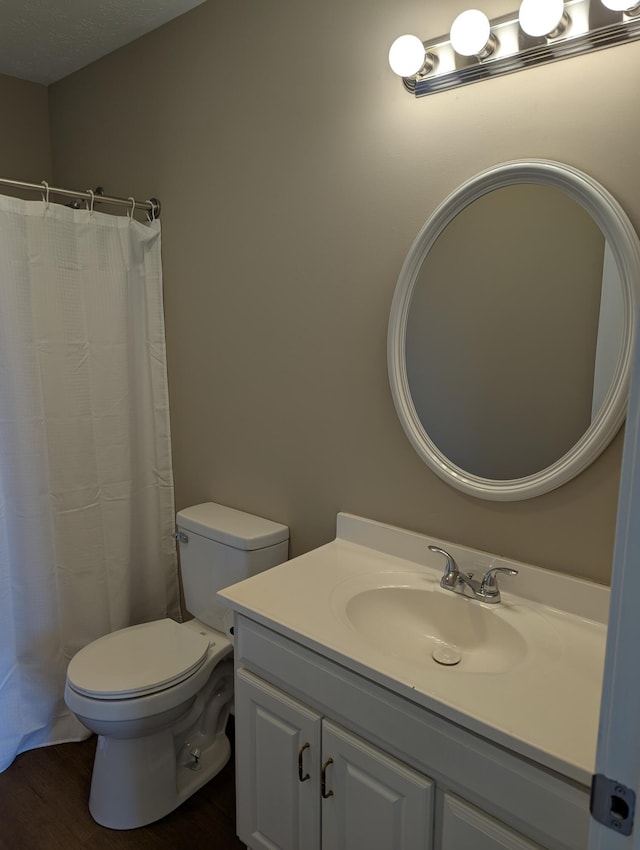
428,545,518,604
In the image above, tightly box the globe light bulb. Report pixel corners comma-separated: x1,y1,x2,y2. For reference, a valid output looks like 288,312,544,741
450,10,494,57
519,0,567,37
600,0,640,10
388,34,427,77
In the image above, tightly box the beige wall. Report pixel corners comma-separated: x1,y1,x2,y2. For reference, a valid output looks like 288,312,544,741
0,73,51,185
46,0,640,584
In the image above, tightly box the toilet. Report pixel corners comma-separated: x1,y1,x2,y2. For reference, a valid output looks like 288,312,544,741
64,502,288,830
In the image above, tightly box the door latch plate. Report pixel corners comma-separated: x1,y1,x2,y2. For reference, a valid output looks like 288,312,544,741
591,773,635,836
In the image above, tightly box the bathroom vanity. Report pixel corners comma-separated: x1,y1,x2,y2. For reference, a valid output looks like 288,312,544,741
219,513,607,850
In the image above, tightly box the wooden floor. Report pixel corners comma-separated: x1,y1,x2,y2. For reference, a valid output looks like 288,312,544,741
0,728,246,850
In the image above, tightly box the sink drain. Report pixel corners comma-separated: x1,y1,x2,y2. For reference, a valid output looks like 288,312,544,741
432,645,462,666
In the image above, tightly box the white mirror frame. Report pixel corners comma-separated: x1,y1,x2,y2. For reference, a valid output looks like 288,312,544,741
388,159,640,501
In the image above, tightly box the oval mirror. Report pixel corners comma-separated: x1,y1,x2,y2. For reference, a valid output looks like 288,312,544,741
388,160,640,500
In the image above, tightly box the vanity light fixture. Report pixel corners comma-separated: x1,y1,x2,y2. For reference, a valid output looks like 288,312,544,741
390,0,640,96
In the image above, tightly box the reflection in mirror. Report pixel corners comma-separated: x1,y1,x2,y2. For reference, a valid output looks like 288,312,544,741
404,185,623,480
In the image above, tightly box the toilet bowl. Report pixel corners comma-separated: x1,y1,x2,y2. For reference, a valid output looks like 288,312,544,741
64,502,289,830
65,618,234,830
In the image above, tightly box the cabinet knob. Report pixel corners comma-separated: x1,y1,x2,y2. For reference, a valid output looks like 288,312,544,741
321,757,334,798
298,742,310,782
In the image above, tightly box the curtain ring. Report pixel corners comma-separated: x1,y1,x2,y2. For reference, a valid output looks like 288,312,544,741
127,196,136,219
145,198,160,222
41,180,50,208
87,189,95,215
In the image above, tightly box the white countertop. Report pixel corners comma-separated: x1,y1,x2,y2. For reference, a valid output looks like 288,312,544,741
219,513,608,786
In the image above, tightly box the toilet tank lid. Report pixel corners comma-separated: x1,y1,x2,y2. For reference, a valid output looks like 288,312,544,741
176,502,289,550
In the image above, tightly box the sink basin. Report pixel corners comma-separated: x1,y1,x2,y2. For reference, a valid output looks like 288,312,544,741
337,575,547,674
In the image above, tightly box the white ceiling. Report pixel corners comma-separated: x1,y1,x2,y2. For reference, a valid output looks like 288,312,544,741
0,0,207,86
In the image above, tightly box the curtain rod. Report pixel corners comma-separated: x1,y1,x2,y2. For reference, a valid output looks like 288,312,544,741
0,177,161,219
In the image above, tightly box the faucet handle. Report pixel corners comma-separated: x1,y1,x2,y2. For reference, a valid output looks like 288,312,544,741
479,566,518,600
429,545,459,588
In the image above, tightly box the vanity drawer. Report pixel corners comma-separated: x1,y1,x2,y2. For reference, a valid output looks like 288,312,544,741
437,792,545,850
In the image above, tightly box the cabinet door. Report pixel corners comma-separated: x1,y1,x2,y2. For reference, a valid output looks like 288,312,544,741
235,668,321,850
439,793,544,850
321,719,433,850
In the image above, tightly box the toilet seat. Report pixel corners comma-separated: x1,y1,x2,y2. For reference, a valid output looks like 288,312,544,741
67,618,210,699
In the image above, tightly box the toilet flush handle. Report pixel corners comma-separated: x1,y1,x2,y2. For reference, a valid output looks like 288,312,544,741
174,532,188,544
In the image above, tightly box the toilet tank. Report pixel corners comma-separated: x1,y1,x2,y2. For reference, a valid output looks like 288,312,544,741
176,502,289,634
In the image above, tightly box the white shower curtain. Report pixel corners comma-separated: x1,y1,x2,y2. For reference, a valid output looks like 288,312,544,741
0,194,180,771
